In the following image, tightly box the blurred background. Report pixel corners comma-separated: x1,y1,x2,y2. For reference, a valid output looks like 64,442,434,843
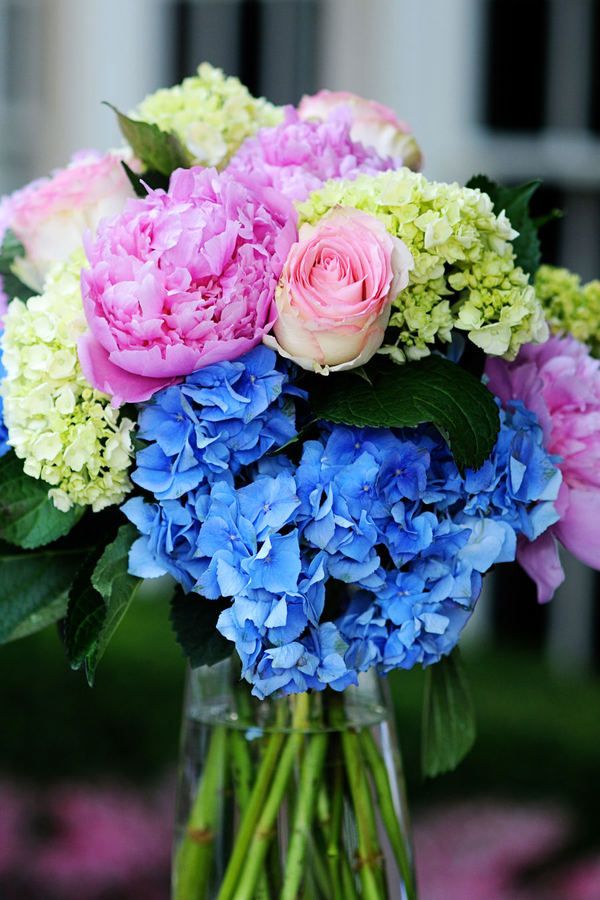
1,1,600,898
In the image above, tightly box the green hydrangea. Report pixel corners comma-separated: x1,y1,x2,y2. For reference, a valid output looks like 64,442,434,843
297,170,548,361
535,264,600,356
1,252,134,512
133,62,282,168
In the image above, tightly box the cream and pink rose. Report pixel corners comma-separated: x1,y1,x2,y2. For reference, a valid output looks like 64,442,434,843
298,90,422,171
265,207,413,373
6,151,134,293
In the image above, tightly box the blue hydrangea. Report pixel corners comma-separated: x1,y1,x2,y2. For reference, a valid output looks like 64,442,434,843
0,351,10,458
124,390,562,698
131,346,301,499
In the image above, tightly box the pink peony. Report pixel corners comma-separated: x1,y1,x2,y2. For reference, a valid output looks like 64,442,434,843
6,151,133,292
265,207,413,372
298,89,422,170
227,106,396,202
79,167,297,405
486,335,600,601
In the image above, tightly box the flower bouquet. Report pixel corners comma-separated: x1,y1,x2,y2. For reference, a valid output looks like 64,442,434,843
1,63,599,899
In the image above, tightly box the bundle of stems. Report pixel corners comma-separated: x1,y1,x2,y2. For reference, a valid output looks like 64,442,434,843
173,688,417,900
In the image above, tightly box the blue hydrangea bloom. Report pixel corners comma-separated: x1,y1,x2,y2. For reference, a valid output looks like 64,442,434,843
131,346,301,499
124,393,562,697
0,351,10,458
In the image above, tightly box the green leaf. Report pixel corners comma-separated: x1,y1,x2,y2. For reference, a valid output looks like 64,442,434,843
105,103,191,176
466,174,548,275
0,229,36,302
421,649,476,778
120,161,169,197
89,524,142,677
170,587,233,668
311,355,500,472
65,524,142,685
64,553,106,673
0,542,83,644
0,453,83,549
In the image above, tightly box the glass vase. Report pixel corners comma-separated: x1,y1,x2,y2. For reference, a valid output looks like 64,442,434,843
172,658,417,900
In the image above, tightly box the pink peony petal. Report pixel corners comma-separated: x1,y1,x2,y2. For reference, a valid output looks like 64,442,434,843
555,487,600,570
78,333,178,406
517,531,565,603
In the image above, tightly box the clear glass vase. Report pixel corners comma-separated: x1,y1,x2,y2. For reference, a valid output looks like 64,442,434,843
172,659,417,900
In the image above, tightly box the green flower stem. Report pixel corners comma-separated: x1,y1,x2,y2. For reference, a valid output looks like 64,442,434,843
324,762,345,900
341,854,360,900
174,724,227,900
229,693,311,900
339,725,386,900
229,729,271,900
215,710,287,900
280,730,328,900
360,730,417,900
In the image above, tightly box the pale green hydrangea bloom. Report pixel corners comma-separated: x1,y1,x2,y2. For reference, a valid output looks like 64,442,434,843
133,62,282,168
535,264,600,356
1,252,134,512
297,170,548,361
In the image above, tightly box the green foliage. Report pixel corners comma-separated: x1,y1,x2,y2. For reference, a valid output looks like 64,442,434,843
0,542,83,644
466,175,561,276
0,452,83,549
106,103,192,176
0,229,36,301
120,161,169,197
170,587,233,668
311,355,500,472
65,524,141,685
421,649,476,778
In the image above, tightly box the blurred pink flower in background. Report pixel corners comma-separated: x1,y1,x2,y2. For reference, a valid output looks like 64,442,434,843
2,783,600,899
32,783,172,897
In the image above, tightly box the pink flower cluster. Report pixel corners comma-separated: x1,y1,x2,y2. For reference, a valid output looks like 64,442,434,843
79,167,297,404
486,335,600,601
227,106,397,202
298,89,422,169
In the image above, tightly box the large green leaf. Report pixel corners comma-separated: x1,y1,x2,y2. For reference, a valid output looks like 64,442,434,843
0,229,36,302
106,103,191,176
0,452,83,549
170,587,233,669
311,355,500,472
0,542,83,644
466,174,559,276
65,524,142,685
421,649,476,778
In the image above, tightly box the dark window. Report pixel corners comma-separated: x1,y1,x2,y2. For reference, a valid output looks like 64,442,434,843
492,563,550,651
482,0,550,132
589,0,600,134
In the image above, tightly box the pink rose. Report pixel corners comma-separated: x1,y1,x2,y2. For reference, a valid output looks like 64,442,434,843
79,167,297,405
298,90,422,170
7,151,134,292
265,207,413,373
486,335,600,601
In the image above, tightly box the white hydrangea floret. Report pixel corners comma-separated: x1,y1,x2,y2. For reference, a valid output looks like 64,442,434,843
1,251,135,511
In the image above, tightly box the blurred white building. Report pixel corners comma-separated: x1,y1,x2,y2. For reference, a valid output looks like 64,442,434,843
0,0,598,663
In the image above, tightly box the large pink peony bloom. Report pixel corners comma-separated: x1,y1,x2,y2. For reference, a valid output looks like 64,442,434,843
6,150,134,292
486,335,600,601
79,167,297,405
227,106,397,203
298,89,422,170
